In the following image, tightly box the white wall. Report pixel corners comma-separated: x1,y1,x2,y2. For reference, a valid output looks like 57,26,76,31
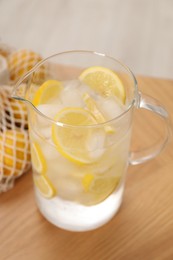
0,0,172,78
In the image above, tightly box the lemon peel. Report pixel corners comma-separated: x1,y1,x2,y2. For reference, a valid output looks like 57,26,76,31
79,66,126,103
83,92,115,133
82,173,94,192
33,79,63,106
52,107,101,164
34,175,56,198
31,142,47,175
84,176,120,205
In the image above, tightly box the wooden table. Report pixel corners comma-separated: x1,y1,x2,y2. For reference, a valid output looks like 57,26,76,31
0,76,173,260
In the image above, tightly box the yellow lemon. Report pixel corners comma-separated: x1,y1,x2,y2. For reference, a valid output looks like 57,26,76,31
82,174,120,205
33,80,63,106
0,130,31,176
0,43,13,58
79,66,126,103
33,175,56,198
83,93,114,133
82,173,94,192
31,142,47,175
7,49,45,82
91,176,120,195
52,107,99,164
0,87,28,129
9,98,28,128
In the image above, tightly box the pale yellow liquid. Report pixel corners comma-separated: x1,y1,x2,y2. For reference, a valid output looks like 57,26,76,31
29,79,131,231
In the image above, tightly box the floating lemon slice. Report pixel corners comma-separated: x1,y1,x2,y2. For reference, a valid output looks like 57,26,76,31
34,175,56,198
82,174,120,205
83,93,114,133
31,142,47,174
52,107,100,164
79,66,125,103
82,173,95,192
33,80,63,106
91,176,119,195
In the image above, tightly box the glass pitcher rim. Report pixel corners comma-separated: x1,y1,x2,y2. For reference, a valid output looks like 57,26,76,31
12,50,139,128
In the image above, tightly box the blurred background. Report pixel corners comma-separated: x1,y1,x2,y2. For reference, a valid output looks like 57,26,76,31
0,0,172,79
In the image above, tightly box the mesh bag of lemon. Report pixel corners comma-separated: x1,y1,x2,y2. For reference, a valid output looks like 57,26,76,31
0,46,45,192
0,85,31,192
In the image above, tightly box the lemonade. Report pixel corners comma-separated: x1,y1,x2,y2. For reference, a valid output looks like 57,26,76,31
12,51,171,231
28,66,132,231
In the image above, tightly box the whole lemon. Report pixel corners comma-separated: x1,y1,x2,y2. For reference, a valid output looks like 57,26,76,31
0,130,31,177
8,97,28,129
7,49,46,82
0,86,28,130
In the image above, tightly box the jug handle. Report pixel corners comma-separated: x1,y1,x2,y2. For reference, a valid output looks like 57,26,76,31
129,92,172,165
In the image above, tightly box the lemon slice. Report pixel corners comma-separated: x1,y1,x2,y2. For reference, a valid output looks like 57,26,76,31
82,173,94,192
34,175,56,198
52,107,100,164
79,66,125,103
33,80,63,106
31,142,47,174
82,175,120,204
83,93,114,133
91,176,119,195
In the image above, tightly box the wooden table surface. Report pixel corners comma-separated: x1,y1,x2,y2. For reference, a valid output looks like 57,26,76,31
0,76,173,260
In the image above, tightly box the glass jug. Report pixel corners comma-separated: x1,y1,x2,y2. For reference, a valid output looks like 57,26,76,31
12,51,171,231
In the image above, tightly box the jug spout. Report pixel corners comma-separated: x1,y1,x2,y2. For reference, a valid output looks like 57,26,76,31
11,71,32,103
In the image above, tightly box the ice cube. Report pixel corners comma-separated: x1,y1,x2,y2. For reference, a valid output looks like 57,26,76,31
36,103,64,119
49,174,83,201
40,126,51,139
87,130,105,159
48,154,76,177
60,79,99,108
32,104,63,140
78,81,97,98
60,80,84,107
97,96,126,120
